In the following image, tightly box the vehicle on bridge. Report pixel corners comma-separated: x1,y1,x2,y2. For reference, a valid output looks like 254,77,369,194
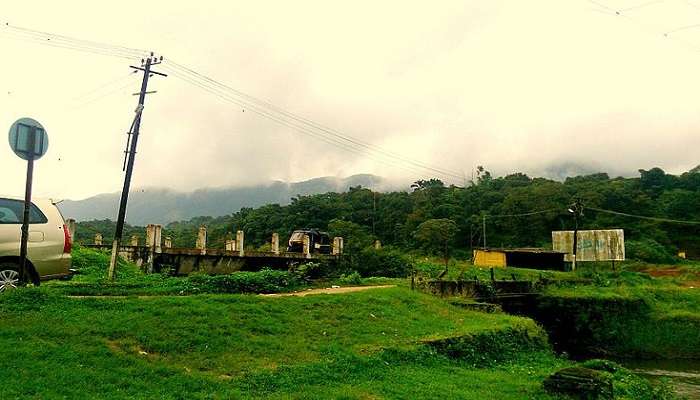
287,228,331,254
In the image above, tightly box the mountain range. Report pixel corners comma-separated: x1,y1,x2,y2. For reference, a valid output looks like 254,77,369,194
58,174,395,225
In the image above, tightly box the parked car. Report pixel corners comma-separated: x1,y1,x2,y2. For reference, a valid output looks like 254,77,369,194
287,228,331,254
0,196,72,291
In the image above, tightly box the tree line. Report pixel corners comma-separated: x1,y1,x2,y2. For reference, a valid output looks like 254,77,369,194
75,166,700,263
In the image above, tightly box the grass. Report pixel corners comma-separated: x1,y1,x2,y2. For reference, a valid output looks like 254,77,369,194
0,286,574,399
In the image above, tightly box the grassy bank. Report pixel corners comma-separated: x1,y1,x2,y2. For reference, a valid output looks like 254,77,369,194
1,286,574,399
539,271,700,359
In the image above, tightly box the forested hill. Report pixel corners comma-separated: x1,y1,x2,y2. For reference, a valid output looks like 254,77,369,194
59,174,391,225
75,167,700,263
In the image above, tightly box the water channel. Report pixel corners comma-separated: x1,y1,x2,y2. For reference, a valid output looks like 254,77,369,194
619,359,700,399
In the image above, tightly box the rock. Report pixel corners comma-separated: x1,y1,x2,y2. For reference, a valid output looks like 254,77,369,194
543,366,613,400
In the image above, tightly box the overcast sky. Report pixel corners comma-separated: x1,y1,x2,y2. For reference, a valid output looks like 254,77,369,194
2,0,700,200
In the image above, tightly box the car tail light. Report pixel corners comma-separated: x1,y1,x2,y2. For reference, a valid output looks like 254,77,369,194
62,224,72,254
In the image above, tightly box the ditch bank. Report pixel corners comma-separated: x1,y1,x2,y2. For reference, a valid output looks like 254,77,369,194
528,292,700,360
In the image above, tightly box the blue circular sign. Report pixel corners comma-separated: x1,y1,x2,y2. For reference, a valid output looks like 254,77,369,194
8,117,49,161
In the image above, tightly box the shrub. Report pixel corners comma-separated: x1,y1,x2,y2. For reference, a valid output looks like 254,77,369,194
184,269,299,294
338,271,362,285
353,248,413,278
626,239,677,264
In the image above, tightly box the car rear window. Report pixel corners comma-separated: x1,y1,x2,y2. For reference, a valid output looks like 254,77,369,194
0,198,48,224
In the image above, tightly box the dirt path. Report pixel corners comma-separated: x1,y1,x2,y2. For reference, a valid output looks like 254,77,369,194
66,285,396,299
261,285,395,297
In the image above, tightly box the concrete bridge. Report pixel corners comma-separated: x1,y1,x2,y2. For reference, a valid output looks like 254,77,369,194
67,220,344,275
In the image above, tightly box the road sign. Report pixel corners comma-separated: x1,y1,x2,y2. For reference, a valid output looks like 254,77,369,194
8,117,49,161
8,117,48,287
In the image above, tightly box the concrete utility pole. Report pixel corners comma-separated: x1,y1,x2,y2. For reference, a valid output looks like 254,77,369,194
568,200,584,271
108,53,167,280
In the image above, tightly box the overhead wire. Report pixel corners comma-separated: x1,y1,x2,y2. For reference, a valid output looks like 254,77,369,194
585,206,700,225
161,59,466,181
160,64,452,179
159,62,465,182
72,70,139,101
70,74,140,110
0,21,148,60
485,208,562,219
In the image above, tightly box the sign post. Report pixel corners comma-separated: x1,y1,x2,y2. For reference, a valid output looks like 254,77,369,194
8,118,49,285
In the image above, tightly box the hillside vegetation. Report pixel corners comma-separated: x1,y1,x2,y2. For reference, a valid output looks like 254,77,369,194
76,167,700,264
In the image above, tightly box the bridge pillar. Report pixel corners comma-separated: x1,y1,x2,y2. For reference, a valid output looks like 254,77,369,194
196,225,207,255
272,233,279,254
164,236,172,249
225,239,236,252
65,219,76,240
145,224,163,273
94,233,103,246
236,230,245,257
303,234,311,258
374,240,382,250
130,235,139,246
333,237,344,255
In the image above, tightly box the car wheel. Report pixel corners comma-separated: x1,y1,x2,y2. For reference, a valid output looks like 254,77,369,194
0,263,20,292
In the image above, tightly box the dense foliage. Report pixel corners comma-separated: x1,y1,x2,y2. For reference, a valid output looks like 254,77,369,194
75,167,700,262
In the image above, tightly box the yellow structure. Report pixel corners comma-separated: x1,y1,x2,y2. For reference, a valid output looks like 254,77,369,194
473,249,507,267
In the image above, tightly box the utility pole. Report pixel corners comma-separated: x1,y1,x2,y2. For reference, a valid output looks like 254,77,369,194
482,213,487,248
108,53,167,280
567,199,584,271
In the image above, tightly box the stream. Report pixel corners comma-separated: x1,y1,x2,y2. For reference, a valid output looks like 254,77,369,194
619,359,700,399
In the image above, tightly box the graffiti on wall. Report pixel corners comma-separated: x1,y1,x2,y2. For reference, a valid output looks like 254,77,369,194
552,229,625,262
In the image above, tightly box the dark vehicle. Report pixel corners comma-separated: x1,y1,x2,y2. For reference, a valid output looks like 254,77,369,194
287,228,331,254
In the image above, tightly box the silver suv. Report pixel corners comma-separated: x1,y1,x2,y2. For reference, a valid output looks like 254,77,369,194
0,196,72,291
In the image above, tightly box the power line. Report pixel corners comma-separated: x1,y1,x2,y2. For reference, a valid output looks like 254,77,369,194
0,22,148,60
161,60,466,181
161,65,450,180
72,71,139,101
70,75,140,110
486,208,562,219
586,206,700,225
160,63,465,183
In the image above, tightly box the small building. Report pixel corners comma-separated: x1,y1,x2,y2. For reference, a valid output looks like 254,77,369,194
473,248,566,271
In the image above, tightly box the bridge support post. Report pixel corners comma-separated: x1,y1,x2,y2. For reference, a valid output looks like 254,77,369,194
333,237,343,255
225,239,236,252
164,236,172,249
94,233,103,246
272,233,279,254
374,240,382,250
236,230,245,257
303,234,311,259
196,225,207,255
145,224,162,272
130,235,139,246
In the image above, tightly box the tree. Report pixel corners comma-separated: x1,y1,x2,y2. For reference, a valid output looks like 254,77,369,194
413,218,458,270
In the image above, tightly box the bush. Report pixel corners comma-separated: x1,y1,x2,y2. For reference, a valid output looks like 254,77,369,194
338,271,362,285
626,239,677,264
184,269,299,294
353,248,413,278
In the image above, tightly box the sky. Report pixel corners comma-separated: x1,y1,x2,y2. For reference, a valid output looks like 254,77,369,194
2,0,700,200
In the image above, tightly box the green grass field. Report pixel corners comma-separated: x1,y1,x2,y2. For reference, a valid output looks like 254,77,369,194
0,248,679,399
0,286,573,399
